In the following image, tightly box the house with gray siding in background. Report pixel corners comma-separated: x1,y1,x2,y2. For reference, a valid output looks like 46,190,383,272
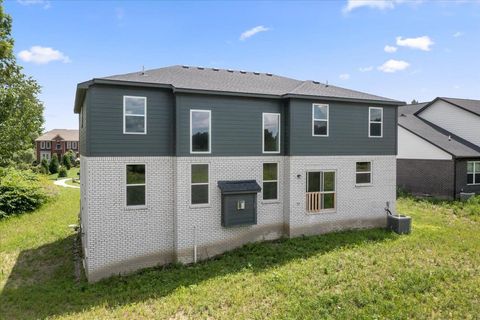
397,97,480,199
74,65,404,282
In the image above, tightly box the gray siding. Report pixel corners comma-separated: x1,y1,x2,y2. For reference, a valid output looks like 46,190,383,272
455,159,480,197
175,93,285,157
288,99,397,156
85,84,174,156
79,92,88,156
397,159,455,199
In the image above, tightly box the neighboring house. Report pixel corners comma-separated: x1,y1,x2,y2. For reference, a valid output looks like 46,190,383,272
35,129,79,162
397,97,480,199
73,65,403,282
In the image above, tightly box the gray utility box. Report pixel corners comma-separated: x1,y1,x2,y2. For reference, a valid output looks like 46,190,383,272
217,180,261,227
387,214,412,234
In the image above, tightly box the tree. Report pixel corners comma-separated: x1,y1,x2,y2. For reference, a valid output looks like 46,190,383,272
62,153,72,170
0,2,44,167
49,154,59,174
411,99,419,105
64,149,76,166
40,158,49,174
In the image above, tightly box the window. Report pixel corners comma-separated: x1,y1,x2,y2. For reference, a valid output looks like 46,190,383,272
467,161,480,185
356,162,372,185
369,107,383,138
46,141,51,149
312,104,329,136
56,143,61,150
41,141,45,149
124,96,147,134
263,113,280,153
190,110,211,153
191,164,209,205
126,164,146,206
67,141,71,149
72,142,77,149
306,171,336,212
263,163,278,200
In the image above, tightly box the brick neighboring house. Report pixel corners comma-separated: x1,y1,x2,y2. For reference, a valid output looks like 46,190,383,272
397,97,480,199
74,65,404,282
35,129,79,162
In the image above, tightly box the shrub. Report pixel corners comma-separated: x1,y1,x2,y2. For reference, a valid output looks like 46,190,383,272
64,149,76,166
40,159,49,174
74,158,80,167
0,168,50,218
49,154,59,174
58,166,68,178
62,154,72,170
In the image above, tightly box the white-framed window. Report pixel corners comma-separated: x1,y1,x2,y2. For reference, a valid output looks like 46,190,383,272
126,164,146,207
56,143,62,150
312,104,329,137
46,141,51,149
467,161,480,185
123,96,147,134
66,141,71,149
306,170,336,213
356,161,372,185
72,142,77,149
41,141,45,149
190,110,211,154
263,163,278,200
191,164,209,205
263,113,280,153
369,107,383,138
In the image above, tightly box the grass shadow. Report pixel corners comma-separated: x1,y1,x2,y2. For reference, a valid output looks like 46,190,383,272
1,227,397,318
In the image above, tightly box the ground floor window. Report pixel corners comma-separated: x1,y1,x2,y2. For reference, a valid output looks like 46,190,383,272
356,161,372,184
263,163,278,200
467,161,480,185
306,171,336,213
126,164,146,206
191,164,209,205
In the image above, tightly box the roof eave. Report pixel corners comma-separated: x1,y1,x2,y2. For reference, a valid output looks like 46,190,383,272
283,93,405,106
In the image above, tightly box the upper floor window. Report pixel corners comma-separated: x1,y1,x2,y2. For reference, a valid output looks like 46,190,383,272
56,143,62,150
263,113,280,153
40,141,45,149
46,141,51,149
72,142,77,149
312,104,329,137
190,110,211,153
356,161,372,185
126,164,146,207
67,141,71,149
191,164,209,205
369,107,383,138
467,161,480,185
124,96,147,134
263,163,278,200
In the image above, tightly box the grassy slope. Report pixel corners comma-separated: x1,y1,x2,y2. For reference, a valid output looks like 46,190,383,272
0,189,479,319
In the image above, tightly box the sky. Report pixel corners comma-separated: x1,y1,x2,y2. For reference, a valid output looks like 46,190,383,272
4,0,480,131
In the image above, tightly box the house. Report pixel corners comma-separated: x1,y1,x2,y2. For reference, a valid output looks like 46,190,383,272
35,129,79,162
397,97,480,199
73,65,404,282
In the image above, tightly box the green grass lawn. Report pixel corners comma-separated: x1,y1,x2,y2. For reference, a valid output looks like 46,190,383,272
48,167,80,181
0,184,479,319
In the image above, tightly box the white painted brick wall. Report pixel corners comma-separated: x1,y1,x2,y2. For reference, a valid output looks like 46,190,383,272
81,156,175,281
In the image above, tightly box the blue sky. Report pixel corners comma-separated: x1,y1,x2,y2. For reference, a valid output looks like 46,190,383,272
5,0,480,130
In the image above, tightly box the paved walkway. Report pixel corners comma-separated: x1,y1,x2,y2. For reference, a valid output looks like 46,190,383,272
54,178,80,189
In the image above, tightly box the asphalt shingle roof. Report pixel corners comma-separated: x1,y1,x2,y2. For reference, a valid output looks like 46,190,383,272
101,65,402,104
439,97,480,116
35,129,79,141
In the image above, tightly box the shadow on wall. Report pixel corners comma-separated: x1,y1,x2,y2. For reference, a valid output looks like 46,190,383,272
1,228,397,318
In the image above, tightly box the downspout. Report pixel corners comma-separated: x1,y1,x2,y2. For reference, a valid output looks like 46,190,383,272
453,157,457,200
193,225,197,263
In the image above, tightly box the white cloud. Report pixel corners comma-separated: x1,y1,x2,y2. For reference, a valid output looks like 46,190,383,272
18,46,70,64
239,26,270,41
358,66,373,72
453,31,464,38
378,59,410,73
17,0,50,9
343,0,396,12
339,73,351,80
396,36,434,51
384,45,397,53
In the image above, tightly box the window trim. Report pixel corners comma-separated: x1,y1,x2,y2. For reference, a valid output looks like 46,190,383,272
312,103,329,137
56,143,62,150
40,141,45,149
355,161,373,186
66,141,71,149
46,141,51,149
467,161,480,185
262,162,279,202
190,109,212,154
368,107,383,138
306,170,337,213
125,163,147,208
190,163,210,206
123,96,147,135
262,112,281,154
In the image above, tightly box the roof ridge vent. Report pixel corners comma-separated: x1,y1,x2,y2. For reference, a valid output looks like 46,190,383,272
312,80,320,84
253,72,260,75
197,66,205,70
227,69,234,72
266,73,273,76
182,65,189,69
212,68,219,71
240,70,247,74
